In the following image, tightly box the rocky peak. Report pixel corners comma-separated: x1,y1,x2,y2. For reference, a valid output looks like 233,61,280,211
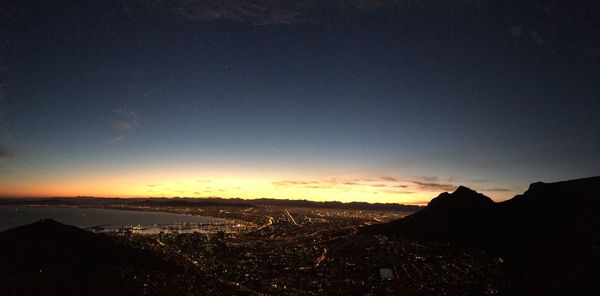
427,186,494,209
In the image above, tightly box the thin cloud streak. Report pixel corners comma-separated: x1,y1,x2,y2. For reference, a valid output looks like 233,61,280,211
113,122,133,131
379,176,399,181
382,189,415,195
412,181,456,192
132,0,485,25
272,176,417,196
273,180,321,186
274,176,454,190
414,176,440,182
110,135,127,143
482,187,511,192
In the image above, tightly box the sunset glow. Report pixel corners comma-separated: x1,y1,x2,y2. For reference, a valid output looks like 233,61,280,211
0,166,459,204
1,0,598,205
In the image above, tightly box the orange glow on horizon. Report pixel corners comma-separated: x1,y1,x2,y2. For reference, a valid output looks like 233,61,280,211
0,166,443,204
0,165,515,204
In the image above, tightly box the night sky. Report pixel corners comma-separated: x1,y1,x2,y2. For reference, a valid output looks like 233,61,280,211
0,0,598,203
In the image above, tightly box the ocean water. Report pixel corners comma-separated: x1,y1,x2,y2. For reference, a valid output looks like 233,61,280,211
0,206,227,232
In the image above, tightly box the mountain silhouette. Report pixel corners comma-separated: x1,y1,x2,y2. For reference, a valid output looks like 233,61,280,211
365,185,495,244
0,219,180,296
364,176,600,295
128,199,254,208
497,176,600,246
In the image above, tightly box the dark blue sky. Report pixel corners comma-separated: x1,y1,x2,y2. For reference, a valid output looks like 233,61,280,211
0,0,599,202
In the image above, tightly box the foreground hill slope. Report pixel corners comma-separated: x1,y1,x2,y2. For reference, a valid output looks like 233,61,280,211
0,219,180,296
0,219,253,296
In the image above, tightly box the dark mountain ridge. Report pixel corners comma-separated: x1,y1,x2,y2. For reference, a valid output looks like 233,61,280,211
365,185,496,244
366,176,600,243
364,176,600,295
0,196,422,212
128,199,254,208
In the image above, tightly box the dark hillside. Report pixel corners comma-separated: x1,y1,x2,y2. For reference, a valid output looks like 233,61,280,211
364,177,600,295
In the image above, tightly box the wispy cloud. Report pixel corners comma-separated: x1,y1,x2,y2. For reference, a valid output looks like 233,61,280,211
508,26,546,46
110,106,140,143
0,108,11,141
412,181,456,192
303,185,332,189
273,180,321,186
114,106,140,126
272,175,511,196
132,0,483,26
482,187,511,192
415,176,440,182
113,122,133,131
0,46,16,145
382,189,415,195
379,176,399,181
0,70,12,141
272,176,418,195
110,135,127,143
0,145,15,158
342,181,360,186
